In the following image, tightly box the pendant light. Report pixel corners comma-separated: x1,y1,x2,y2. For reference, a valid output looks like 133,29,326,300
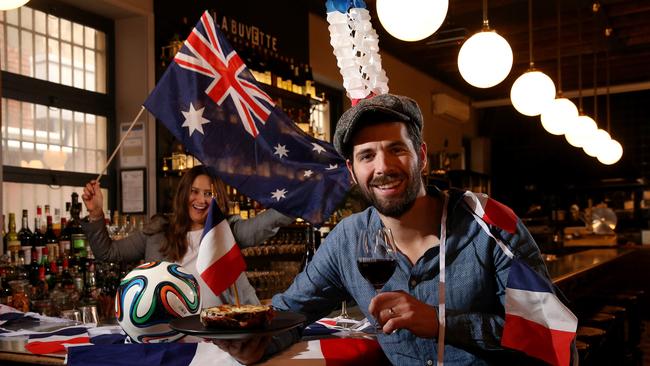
510,0,556,116
457,0,513,88
597,43,623,165
540,0,578,135
376,0,449,42
0,0,29,10
565,6,597,147
583,52,611,157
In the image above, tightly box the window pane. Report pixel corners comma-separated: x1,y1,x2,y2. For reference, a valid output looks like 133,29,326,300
2,98,107,174
60,19,71,42
6,25,19,73
48,38,59,83
47,14,58,38
5,8,18,25
34,34,46,79
84,49,95,91
61,42,72,85
20,29,33,76
72,22,83,45
20,7,32,30
1,7,107,93
84,26,94,48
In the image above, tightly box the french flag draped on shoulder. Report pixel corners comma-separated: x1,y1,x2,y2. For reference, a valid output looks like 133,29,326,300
462,191,577,366
143,11,351,225
197,198,245,296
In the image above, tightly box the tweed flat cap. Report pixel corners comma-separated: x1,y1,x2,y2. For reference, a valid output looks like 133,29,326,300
333,94,423,158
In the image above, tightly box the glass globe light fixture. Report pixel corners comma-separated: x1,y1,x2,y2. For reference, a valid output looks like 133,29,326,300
510,70,556,116
458,30,513,88
565,115,597,148
596,139,623,165
540,98,578,135
0,0,29,10
583,129,611,157
376,0,449,42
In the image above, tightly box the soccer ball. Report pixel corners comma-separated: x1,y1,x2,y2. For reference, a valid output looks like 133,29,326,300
115,261,200,343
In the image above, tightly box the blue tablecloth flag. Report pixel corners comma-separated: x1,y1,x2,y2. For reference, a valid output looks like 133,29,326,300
143,11,351,225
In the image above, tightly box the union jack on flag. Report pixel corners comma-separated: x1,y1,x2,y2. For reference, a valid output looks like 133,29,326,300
143,11,350,225
173,12,273,137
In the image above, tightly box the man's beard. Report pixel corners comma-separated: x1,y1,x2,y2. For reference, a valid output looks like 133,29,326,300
355,161,423,218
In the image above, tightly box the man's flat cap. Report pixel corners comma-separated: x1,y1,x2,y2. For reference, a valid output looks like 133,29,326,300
333,94,423,157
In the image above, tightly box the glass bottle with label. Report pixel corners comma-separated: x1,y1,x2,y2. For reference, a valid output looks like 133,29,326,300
5,213,21,257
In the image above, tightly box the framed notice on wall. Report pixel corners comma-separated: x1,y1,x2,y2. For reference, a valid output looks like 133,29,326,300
121,169,146,214
119,122,146,168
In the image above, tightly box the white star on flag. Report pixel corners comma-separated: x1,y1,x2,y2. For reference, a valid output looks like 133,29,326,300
311,143,326,154
181,103,211,136
274,144,289,159
326,164,338,170
271,188,287,201
304,170,314,178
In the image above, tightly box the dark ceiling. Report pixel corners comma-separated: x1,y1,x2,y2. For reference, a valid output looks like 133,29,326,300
309,0,650,103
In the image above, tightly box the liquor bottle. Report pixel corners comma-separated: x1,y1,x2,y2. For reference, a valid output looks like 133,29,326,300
5,213,21,256
58,216,71,260
44,215,59,260
41,246,53,288
61,257,74,290
32,213,46,255
43,205,50,232
18,210,33,264
53,208,62,237
34,263,49,300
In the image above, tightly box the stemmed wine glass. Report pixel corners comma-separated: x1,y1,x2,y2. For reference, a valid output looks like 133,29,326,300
356,227,398,332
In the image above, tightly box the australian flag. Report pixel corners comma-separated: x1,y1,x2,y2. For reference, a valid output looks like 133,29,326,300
143,11,351,225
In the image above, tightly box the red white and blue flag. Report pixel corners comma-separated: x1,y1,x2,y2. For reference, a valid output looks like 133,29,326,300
463,191,577,366
501,259,578,366
196,198,246,297
143,11,350,225
25,326,90,355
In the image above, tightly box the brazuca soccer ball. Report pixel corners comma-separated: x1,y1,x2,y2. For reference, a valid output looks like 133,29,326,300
115,261,200,343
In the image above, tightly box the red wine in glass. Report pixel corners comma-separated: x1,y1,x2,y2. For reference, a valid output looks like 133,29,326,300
357,258,397,290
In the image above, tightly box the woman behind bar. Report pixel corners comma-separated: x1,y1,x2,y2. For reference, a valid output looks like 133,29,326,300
80,165,294,307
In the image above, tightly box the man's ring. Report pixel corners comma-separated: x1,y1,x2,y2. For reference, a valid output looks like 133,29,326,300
388,307,395,315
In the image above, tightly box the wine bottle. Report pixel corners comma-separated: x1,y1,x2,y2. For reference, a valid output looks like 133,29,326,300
18,210,33,264
5,213,21,256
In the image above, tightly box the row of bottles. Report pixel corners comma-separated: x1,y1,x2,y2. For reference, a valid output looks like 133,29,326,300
2,193,86,265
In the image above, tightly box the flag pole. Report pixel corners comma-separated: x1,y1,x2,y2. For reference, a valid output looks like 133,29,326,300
95,106,146,183
212,184,241,307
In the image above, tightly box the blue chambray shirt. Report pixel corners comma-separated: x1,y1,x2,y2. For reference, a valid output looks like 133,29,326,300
272,190,552,365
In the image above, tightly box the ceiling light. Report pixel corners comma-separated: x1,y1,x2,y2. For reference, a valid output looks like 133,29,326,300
457,0,512,88
583,129,611,157
596,139,623,165
510,70,556,116
509,0,556,116
540,98,578,135
376,0,449,42
0,0,29,10
565,115,597,148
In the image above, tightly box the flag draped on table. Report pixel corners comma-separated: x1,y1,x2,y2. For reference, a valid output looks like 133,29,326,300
67,337,389,366
463,191,577,366
196,198,246,296
24,326,90,354
143,11,350,225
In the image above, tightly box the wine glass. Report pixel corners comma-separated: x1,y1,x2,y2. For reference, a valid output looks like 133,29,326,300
356,227,398,332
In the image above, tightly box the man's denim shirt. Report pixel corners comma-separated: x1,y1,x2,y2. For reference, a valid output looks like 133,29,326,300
272,189,554,365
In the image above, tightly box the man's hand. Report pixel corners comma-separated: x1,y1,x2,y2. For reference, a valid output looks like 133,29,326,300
213,336,271,365
369,290,439,338
81,180,104,221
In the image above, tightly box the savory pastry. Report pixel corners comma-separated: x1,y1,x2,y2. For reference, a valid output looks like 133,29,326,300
200,304,275,329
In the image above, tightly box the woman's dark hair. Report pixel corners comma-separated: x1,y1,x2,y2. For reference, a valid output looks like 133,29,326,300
161,165,229,261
